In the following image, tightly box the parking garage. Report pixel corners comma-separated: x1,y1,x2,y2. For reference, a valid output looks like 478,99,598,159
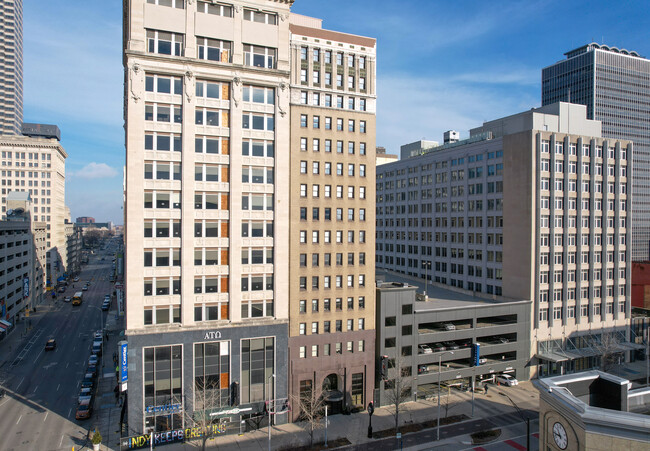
375,279,531,405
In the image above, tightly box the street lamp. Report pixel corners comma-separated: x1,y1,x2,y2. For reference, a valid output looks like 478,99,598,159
498,391,530,451
437,351,454,441
267,374,275,451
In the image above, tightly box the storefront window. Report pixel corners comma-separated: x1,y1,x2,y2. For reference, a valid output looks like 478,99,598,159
143,345,183,432
240,337,274,404
194,341,231,412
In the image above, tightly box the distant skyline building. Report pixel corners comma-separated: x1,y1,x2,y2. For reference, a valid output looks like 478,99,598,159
542,43,650,261
0,0,23,135
76,216,95,224
376,103,633,379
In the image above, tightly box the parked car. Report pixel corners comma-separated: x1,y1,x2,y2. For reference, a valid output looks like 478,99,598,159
75,399,92,420
497,337,510,344
58,287,66,293
64,296,72,303
419,344,433,354
495,374,518,386
443,341,460,350
45,339,56,351
101,302,110,311
74,277,80,282
78,387,93,404
431,343,447,352
442,323,456,331
88,355,99,366
478,358,488,365
86,364,98,378
93,331,103,341
91,342,102,356
82,286,88,291
81,374,95,389
418,364,429,374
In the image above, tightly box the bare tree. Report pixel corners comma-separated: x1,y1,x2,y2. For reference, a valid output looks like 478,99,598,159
291,384,327,448
596,332,624,373
176,378,226,451
383,354,412,433
441,385,459,418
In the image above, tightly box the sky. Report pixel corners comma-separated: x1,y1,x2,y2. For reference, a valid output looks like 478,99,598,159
22,0,650,224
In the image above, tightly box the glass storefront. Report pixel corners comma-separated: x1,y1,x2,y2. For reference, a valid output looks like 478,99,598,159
194,341,231,411
144,345,183,432
241,337,274,404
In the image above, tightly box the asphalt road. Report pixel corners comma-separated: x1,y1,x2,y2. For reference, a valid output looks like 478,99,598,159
0,249,118,451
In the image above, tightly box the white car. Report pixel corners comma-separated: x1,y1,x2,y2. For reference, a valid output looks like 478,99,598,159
419,345,433,354
495,374,518,386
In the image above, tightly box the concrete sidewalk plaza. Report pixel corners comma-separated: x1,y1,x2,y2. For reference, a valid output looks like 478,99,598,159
151,382,539,451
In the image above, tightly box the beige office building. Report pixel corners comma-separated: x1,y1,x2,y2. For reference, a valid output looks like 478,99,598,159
0,134,68,286
123,0,292,434
288,14,376,417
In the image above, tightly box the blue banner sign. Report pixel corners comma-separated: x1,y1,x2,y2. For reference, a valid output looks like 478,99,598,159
23,277,29,298
120,341,128,383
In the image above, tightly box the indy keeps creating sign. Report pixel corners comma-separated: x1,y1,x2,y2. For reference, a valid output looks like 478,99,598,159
121,424,227,449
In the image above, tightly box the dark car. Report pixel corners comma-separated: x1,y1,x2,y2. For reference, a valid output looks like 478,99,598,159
91,342,102,356
431,343,446,352
45,339,56,351
86,364,98,378
443,341,460,350
81,374,95,389
101,302,110,311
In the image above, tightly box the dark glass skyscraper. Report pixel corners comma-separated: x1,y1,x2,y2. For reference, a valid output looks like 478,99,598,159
542,43,650,261
0,0,23,135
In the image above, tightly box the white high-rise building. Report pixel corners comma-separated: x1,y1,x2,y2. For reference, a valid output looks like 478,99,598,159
0,0,23,135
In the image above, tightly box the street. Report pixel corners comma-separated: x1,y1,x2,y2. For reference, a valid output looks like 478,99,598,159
0,252,117,451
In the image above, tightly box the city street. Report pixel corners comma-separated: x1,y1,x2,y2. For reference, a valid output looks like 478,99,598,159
0,252,117,451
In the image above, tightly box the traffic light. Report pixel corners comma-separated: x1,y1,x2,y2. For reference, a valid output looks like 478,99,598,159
380,355,389,379
230,381,239,406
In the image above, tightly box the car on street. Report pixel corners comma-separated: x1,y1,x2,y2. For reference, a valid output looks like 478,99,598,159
92,342,102,355
78,387,93,404
75,399,92,420
64,296,72,302
101,302,110,311
86,364,98,378
45,339,56,350
81,374,95,389
419,344,433,354
58,287,66,293
74,277,80,282
82,286,88,291
88,355,99,366
495,374,518,386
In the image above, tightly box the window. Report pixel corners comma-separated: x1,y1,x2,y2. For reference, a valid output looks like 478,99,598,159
197,1,232,15
195,107,222,126
242,112,274,131
147,30,184,56
240,339,275,405
197,37,232,62
244,44,277,69
243,8,277,24
146,74,183,95
145,103,182,123
242,85,274,105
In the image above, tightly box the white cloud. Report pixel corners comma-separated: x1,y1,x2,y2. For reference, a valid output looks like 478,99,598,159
376,73,539,154
73,163,118,180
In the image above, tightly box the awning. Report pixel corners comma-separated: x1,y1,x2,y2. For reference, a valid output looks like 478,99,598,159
535,352,569,363
0,319,11,328
322,390,344,402
616,342,646,351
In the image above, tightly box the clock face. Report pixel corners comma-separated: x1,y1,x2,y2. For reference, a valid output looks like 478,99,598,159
552,422,568,449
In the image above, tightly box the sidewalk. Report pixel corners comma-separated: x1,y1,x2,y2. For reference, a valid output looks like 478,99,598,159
0,299,59,372
154,382,540,451
90,306,125,451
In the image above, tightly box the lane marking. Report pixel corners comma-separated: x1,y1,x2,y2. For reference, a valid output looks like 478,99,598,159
59,434,64,448
16,377,24,389
57,384,60,391
16,415,22,424
66,362,69,368
33,348,44,364
33,385,38,393
44,411,49,422
67,408,71,418
504,439,526,451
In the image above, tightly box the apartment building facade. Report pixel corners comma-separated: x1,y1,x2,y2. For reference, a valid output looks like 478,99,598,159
376,103,632,379
0,133,68,286
0,0,23,135
542,43,650,261
287,14,376,418
123,0,292,435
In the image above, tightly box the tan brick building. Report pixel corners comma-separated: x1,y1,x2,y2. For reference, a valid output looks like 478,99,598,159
287,14,376,417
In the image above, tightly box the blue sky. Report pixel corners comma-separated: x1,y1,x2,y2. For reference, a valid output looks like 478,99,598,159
22,0,650,224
